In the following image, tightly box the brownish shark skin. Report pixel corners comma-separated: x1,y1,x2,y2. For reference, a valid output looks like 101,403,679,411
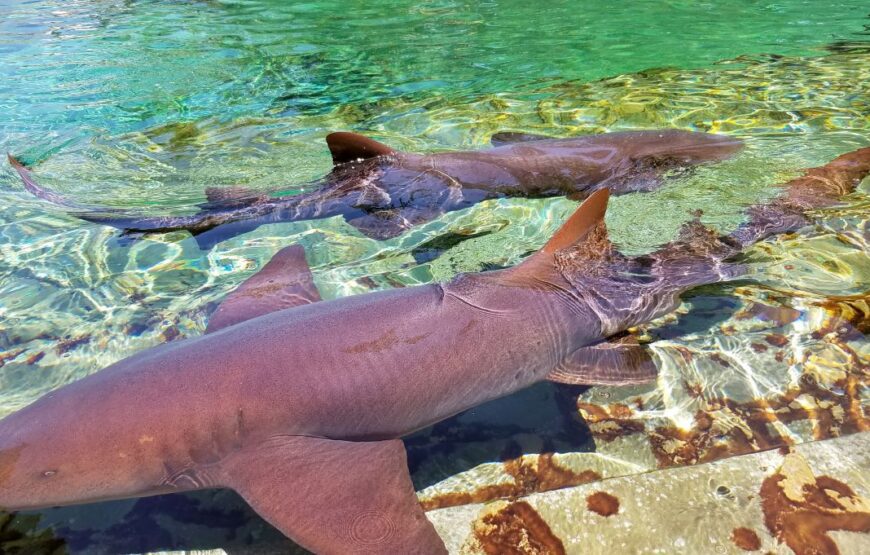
0,193,611,554
1,147,868,554
8,129,742,248
205,243,322,333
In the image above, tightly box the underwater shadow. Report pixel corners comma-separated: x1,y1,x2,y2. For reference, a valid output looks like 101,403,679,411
406,381,594,492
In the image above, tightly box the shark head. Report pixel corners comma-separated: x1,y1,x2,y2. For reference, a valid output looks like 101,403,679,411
0,394,160,511
624,129,744,165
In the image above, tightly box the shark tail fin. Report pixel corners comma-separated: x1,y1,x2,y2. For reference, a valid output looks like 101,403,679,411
7,155,222,246
648,146,870,287
7,154,87,209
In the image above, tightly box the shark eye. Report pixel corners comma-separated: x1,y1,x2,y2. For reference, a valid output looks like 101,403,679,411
42,469,57,478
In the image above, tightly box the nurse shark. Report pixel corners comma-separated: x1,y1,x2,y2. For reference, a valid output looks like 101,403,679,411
1,147,868,554
8,129,742,248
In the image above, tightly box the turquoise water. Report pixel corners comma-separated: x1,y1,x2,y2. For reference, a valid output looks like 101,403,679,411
1,1,869,553
1,0,868,140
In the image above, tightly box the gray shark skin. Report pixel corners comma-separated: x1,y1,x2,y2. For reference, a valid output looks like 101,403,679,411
8,129,742,248
1,147,867,554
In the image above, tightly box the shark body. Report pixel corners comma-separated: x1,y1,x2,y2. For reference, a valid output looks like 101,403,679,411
8,129,742,248
1,147,868,553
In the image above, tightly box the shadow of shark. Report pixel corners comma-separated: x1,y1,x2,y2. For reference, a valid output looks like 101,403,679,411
8,129,742,249
1,147,867,553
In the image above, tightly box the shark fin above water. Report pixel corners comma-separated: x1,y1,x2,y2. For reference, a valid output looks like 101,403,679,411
325,132,396,165
504,188,612,288
490,131,558,147
205,244,322,333
220,435,446,554
547,334,657,385
540,188,610,255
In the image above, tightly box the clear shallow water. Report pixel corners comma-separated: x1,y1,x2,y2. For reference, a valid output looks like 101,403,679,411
0,1,869,553
2,0,869,141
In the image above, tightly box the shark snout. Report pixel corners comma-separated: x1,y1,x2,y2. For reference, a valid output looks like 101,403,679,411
0,441,40,510
669,132,744,162
0,404,140,511
0,424,75,511
634,130,744,164
0,432,135,511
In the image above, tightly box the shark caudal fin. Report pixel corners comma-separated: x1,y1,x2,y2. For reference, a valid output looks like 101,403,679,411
7,154,90,209
7,155,155,236
611,145,870,338
516,147,869,388
6,154,279,249
643,146,870,286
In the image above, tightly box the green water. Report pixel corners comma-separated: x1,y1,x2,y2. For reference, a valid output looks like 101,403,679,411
1,1,869,553
0,0,867,139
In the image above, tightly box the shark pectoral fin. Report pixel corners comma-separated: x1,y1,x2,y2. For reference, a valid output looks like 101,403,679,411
547,335,658,385
206,244,322,333
221,436,446,554
345,211,408,240
326,132,397,165
345,207,441,240
490,132,557,147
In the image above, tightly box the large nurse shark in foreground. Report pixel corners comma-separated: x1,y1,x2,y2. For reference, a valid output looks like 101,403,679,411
1,147,868,554
9,129,741,248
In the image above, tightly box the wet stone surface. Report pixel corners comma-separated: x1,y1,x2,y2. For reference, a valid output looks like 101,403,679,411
428,432,870,554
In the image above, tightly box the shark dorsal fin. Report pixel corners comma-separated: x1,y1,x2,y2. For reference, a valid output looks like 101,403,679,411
325,132,396,165
505,189,611,285
541,188,610,254
206,244,322,333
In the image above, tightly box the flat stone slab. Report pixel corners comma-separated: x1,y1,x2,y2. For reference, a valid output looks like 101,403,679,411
427,432,870,554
